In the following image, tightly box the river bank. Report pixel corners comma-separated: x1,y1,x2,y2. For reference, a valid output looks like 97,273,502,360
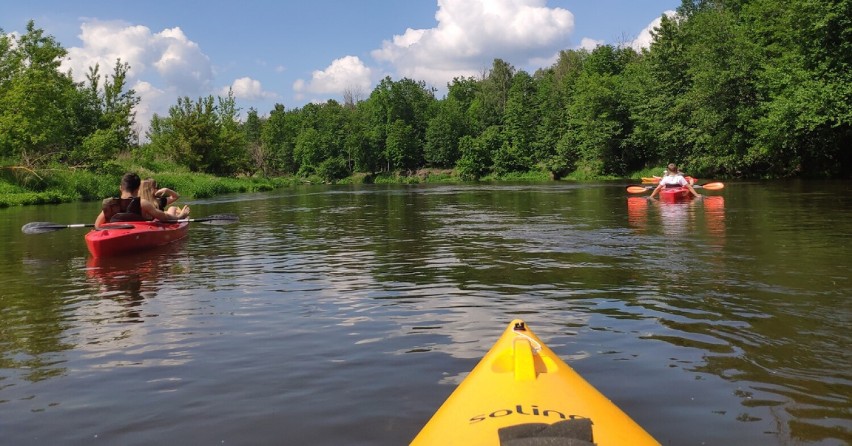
0,163,663,208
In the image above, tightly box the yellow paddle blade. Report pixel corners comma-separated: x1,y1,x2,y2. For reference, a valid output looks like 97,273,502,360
626,185,651,194
700,182,725,190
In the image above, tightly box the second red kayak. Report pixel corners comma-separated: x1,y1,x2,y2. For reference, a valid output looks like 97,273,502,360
85,221,189,257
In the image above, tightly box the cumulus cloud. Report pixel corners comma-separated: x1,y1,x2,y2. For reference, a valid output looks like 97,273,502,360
132,80,169,135
370,0,573,86
58,19,215,135
578,37,604,51
629,10,677,51
293,55,373,100
62,20,213,95
221,77,278,100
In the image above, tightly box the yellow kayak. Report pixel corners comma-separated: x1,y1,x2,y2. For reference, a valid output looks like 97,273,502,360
411,320,660,446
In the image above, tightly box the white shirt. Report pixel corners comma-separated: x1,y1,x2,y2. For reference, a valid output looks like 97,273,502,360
660,173,688,186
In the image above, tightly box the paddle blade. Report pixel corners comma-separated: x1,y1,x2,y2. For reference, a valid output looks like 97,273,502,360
626,185,651,194
700,182,725,190
198,214,240,225
21,222,66,234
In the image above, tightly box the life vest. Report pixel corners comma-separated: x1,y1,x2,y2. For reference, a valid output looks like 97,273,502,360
102,197,144,222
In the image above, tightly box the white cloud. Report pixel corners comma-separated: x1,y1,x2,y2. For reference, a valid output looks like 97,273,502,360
132,81,168,135
629,10,677,51
221,77,278,100
370,0,573,87
60,19,215,132
293,55,373,100
578,37,604,51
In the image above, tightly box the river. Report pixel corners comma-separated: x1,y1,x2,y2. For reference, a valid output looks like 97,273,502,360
1,180,850,445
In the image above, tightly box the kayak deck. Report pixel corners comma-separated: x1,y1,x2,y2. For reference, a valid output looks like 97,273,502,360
411,320,659,446
659,186,694,202
85,221,189,257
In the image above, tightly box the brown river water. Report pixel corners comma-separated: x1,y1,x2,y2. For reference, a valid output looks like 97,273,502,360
1,180,850,445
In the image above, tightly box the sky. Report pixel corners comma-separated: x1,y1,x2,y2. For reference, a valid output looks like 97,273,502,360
2,0,679,135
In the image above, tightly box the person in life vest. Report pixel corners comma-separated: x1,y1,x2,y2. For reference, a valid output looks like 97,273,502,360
139,178,190,221
95,173,143,228
649,163,701,199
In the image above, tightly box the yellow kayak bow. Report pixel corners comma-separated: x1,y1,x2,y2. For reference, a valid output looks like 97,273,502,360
411,319,660,446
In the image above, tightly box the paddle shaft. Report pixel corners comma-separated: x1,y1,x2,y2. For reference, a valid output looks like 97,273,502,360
22,214,238,234
626,182,724,194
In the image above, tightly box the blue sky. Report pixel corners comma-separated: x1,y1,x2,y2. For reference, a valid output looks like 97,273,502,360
3,0,679,133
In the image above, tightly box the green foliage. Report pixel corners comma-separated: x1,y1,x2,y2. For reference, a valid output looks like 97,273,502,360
386,119,419,171
316,156,350,183
4,4,852,199
424,98,467,167
456,126,502,180
0,24,140,171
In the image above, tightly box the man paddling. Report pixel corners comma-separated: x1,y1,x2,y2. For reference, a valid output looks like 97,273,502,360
94,173,143,228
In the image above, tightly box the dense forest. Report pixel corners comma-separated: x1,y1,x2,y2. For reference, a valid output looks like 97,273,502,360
2,0,850,188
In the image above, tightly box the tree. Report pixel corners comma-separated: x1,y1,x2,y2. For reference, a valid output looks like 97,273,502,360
0,21,77,162
244,108,265,175
214,89,248,175
362,76,435,172
470,59,515,132
456,125,503,180
146,96,218,173
495,70,538,174
261,104,301,174
424,98,467,167
534,50,585,177
564,45,638,176
69,60,140,167
386,119,419,172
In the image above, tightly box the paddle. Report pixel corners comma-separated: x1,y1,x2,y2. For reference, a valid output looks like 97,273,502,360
21,222,135,234
22,214,239,234
625,182,725,194
177,213,240,225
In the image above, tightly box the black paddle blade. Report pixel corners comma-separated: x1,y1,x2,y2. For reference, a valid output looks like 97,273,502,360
21,222,67,234
198,214,240,225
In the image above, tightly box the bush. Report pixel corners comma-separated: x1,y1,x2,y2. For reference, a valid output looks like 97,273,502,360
317,157,350,183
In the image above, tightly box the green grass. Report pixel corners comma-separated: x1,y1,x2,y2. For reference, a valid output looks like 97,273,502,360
0,160,299,208
2,156,667,208
627,167,665,180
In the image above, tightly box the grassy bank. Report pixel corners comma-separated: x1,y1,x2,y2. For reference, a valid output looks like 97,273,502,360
1,162,667,208
0,163,299,208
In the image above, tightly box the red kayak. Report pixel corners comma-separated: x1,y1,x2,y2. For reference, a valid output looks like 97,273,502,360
85,221,189,257
659,186,693,203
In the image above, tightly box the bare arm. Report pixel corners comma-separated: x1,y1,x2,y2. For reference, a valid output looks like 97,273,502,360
156,188,180,206
141,199,189,221
95,211,107,228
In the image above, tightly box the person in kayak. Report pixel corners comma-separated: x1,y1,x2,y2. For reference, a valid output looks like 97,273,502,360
139,178,190,221
649,163,701,199
95,173,143,228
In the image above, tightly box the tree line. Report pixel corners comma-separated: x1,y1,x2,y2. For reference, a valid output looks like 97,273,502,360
2,0,849,184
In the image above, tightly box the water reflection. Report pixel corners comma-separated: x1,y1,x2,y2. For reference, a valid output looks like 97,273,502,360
628,195,726,244
1,182,850,445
